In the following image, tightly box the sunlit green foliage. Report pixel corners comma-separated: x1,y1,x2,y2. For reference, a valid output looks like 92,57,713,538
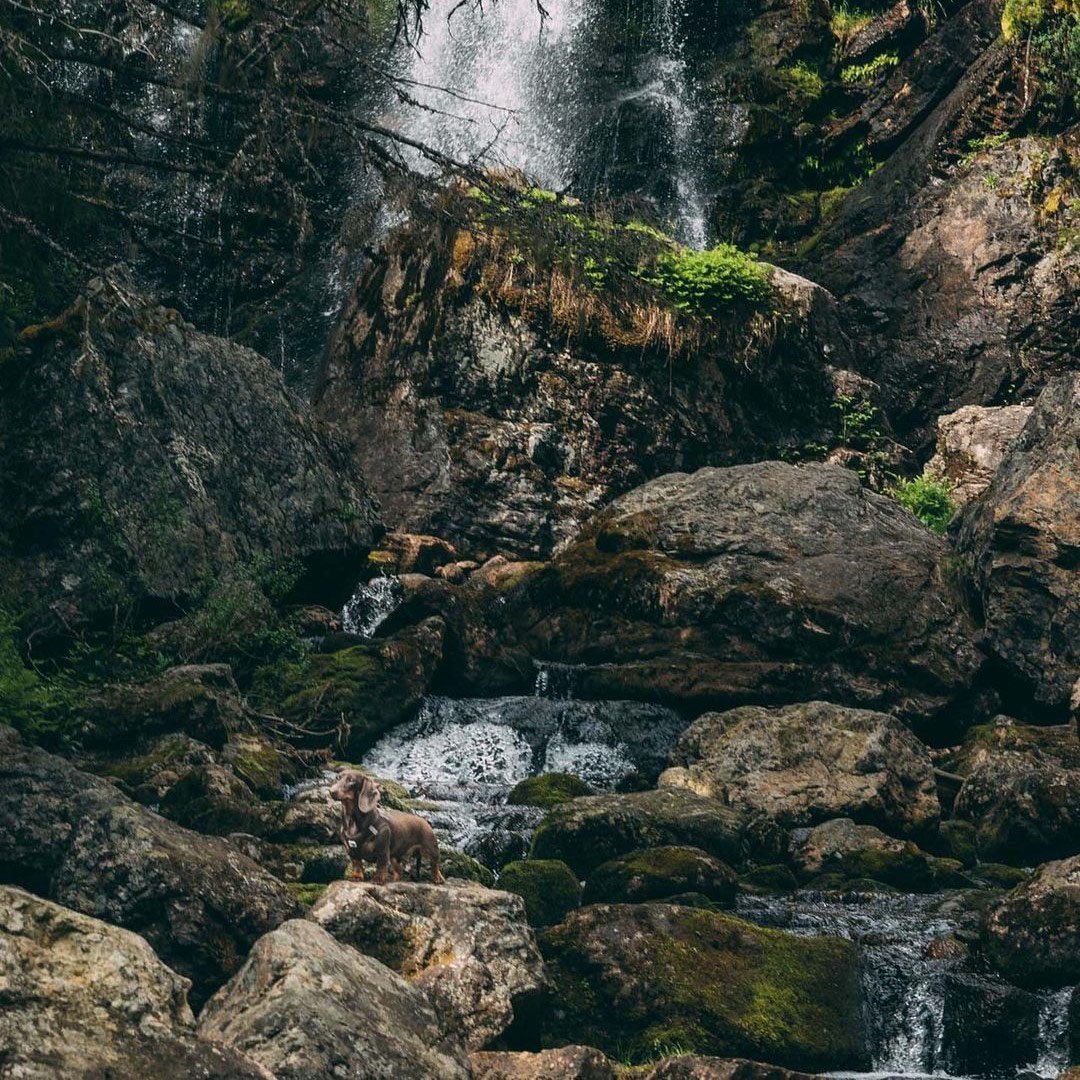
889,476,956,534
640,245,774,314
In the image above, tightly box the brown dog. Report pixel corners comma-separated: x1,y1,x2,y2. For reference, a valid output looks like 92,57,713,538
328,769,444,885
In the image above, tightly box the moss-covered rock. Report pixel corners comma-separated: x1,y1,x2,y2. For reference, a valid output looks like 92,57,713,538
938,819,979,868
442,848,498,888
498,859,580,926
539,903,865,1070
265,617,444,756
287,882,328,907
740,864,799,894
92,732,216,802
158,764,268,836
507,773,594,809
583,846,737,906
221,733,301,799
791,818,970,892
530,788,766,879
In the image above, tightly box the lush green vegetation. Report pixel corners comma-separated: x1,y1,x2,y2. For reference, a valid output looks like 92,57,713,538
839,52,899,83
641,245,774,314
779,61,826,105
889,475,956,534
830,2,875,38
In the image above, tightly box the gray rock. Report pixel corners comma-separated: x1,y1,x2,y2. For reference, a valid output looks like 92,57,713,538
198,919,470,1079
0,725,299,1008
661,701,939,835
957,373,1080,718
310,880,548,1048
0,885,268,1079
983,854,1080,987
925,404,1032,507
508,462,982,734
470,1046,618,1079
0,277,379,635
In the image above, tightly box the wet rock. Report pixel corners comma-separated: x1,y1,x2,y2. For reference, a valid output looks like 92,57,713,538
508,772,595,808
790,818,969,891
583,846,738,906
89,731,218,803
643,1059,820,1080
506,463,982,734
954,751,1080,864
470,1046,617,1079
275,616,445,756
310,880,549,1047
0,885,268,1079
0,725,300,1007
539,903,864,1070
315,216,862,560
159,764,270,836
925,404,1033,508
661,701,940,835
375,531,460,574
498,859,581,926
939,971,1042,1074
957,373,1080,719
947,715,1080,776
198,918,469,1079
983,855,1080,986
0,278,379,636
530,788,765,879
442,847,499,887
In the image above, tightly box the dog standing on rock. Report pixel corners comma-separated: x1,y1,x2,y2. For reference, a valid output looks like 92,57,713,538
329,769,444,885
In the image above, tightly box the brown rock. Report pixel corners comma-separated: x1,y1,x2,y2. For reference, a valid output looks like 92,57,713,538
470,1046,617,1080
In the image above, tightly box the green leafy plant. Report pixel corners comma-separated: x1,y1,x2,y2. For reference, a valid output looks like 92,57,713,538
959,131,1011,167
840,52,899,83
779,61,826,104
889,476,956,534
640,245,774,314
831,2,875,39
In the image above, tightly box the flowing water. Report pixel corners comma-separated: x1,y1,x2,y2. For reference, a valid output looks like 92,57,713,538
341,573,405,636
385,0,711,245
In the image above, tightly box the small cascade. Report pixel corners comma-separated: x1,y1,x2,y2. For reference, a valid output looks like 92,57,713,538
533,660,585,700
341,574,404,636
362,694,686,865
738,891,1072,1078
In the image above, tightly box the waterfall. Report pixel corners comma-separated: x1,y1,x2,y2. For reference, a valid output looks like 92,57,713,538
386,0,711,246
341,574,404,636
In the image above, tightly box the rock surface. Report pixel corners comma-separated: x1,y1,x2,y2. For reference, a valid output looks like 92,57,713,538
314,217,864,559
470,1046,618,1080
539,903,864,1070
507,462,982,732
956,373,1080,719
0,886,267,1079
310,880,548,1048
0,725,299,1007
530,788,763,878
925,404,1032,507
983,855,1080,987
660,701,939,835
198,918,469,1079
582,846,738,905
0,277,380,634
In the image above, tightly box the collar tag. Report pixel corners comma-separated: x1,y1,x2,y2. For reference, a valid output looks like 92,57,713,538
368,824,379,836
347,839,358,849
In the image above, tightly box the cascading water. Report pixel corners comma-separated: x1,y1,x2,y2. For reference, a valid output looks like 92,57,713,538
341,574,405,636
386,0,712,245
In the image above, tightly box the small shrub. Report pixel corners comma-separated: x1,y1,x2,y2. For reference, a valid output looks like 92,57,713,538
641,245,774,314
779,61,826,104
889,475,956,534
831,3,875,39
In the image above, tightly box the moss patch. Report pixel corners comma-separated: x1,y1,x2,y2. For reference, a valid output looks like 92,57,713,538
287,882,327,907
499,859,580,926
584,846,738,905
442,848,497,887
508,772,594,809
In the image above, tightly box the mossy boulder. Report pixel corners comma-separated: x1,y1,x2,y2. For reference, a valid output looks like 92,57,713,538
158,764,269,836
507,773,594,809
92,732,216,802
287,882,328,907
443,848,498,888
268,617,444,756
583,846,737,906
740,864,799,894
791,818,970,892
530,788,768,879
498,859,580,926
539,903,865,1070
221,733,301,799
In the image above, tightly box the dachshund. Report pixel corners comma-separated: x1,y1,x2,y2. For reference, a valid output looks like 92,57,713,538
328,769,444,885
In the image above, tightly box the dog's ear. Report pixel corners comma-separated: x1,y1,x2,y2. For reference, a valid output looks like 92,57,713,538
358,777,381,813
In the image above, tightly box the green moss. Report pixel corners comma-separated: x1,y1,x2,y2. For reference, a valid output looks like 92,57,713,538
938,820,979,867
1003,0,1055,38
507,772,594,808
831,2,875,37
499,859,580,926
974,863,1031,888
889,475,956,534
287,882,327,907
584,846,737,905
778,61,826,105
639,245,774,314
441,848,497,887
541,906,864,1069
740,864,799,893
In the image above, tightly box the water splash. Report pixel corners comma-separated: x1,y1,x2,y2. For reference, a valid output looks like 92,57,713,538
341,575,404,636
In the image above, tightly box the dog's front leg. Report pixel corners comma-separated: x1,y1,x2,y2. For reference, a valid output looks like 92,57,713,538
347,859,367,882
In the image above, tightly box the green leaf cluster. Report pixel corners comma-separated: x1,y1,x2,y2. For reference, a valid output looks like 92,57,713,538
889,475,956,534
640,245,774,314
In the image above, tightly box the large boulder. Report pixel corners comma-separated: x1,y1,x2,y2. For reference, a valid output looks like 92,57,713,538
198,919,469,1079
924,404,1032,508
0,277,380,635
956,373,1080,719
0,725,299,1007
470,1046,618,1079
582,846,738,906
954,751,1080,864
530,788,766,879
982,855,1080,987
0,886,267,1079
506,462,982,733
310,880,548,1048
660,701,939,835
314,214,865,561
947,715,1080,776
539,903,864,1070
643,1061,819,1080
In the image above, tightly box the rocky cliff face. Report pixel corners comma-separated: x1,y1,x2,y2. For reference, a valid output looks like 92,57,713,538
0,276,381,636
